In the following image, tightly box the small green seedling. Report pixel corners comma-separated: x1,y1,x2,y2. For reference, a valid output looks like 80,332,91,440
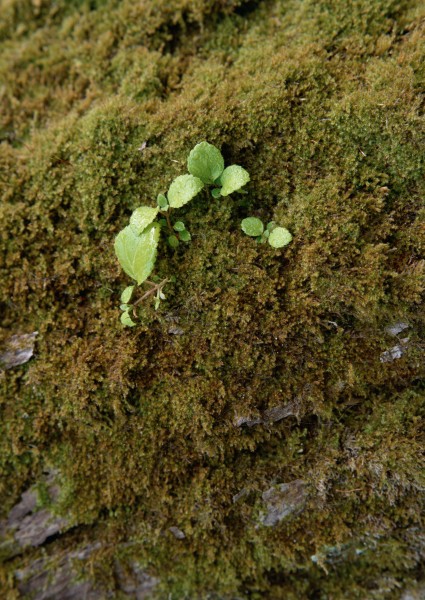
241,217,293,248
114,141,250,326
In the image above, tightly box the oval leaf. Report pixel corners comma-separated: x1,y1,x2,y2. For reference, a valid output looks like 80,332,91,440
179,229,191,242
130,206,159,235
173,221,186,232
268,227,293,248
168,234,179,249
120,285,135,304
241,217,264,237
167,174,204,209
121,311,136,327
157,193,168,209
114,223,160,284
187,141,225,184
219,165,250,196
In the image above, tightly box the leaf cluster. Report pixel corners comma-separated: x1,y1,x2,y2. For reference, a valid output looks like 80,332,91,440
114,141,251,326
241,217,293,248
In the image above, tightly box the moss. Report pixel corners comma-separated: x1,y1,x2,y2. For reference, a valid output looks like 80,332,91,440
1,0,424,598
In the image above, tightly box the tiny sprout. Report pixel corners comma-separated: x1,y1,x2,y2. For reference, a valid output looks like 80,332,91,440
154,288,166,310
211,188,221,199
241,217,293,249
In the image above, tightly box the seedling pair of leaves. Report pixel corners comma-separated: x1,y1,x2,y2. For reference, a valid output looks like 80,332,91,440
241,218,293,248
118,278,168,327
114,141,250,326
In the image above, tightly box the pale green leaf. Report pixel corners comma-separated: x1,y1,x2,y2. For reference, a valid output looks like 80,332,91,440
130,206,159,235
167,174,204,208
121,311,136,327
114,223,160,284
219,165,250,196
241,217,264,237
268,227,293,248
187,141,224,184
120,285,135,304
120,303,131,311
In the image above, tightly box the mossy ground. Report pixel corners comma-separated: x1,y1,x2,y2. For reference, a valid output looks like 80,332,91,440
0,0,424,598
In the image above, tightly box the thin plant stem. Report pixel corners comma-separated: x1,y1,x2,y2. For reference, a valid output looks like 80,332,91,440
132,278,169,316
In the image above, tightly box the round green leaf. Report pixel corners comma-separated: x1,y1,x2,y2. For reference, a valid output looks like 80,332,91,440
219,165,250,196
187,141,225,184
114,223,160,284
121,311,136,327
241,217,264,237
120,285,135,304
268,227,293,248
167,174,204,208
179,229,191,242
173,221,186,232
168,234,179,249
211,188,221,198
130,206,159,235
157,193,168,209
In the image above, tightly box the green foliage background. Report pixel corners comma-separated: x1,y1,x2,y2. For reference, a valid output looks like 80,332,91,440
0,0,424,597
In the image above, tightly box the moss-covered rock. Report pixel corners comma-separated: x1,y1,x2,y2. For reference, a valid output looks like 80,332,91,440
1,0,424,598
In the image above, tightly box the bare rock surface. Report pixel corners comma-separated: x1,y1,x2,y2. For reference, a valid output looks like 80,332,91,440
259,480,308,527
234,401,298,428
0,332,38,369
15,544,103,600
1,479,159,598
0,483,68,559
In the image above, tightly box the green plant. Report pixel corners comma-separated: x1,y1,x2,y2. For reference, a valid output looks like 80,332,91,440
114,141,250,326
241,217,293,248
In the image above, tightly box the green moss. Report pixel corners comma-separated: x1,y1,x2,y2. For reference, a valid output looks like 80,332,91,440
1,0,424,597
